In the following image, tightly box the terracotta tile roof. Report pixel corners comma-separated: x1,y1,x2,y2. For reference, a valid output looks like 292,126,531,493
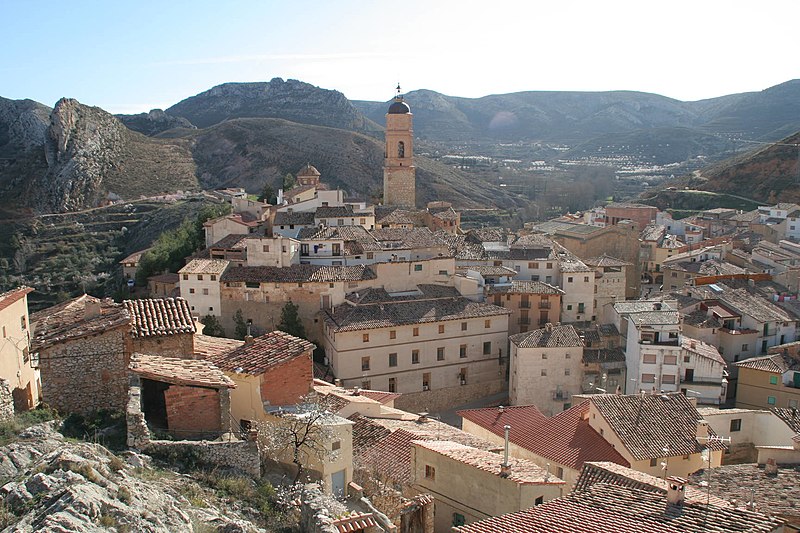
688,463,800,522
119,249,149,265
591,393,727,461
356,428,418,485
124,298,196,338
31,295,130,350
488,281,563,295
459,403,629,471
575,461,730,507
771,407,800,434
465,228,507,243
274,211,315,226
209,234,249,250
462,265,518,276
0,286,33,312
454,482,783,533
582,347,626,364
682,337,726,365
430,207,458,221
735,353,800,373
207,330,314,375
510,324,584,348
192,334,244,359
369,417,497,451
719,288,793,323
582,255,632,267
323,297,510,333
345,285,461,305
374,206,417,225
129,353,234,388
221,264,376,284
683,309,722,328
358,390,401,405
412,440,565,485
178,259,230,275
558,259,592,273
332,512,377,533
147,273,180,284
371,227,447,250
348,413,391,453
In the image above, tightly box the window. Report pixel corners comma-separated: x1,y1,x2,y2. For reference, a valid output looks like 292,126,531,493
461,322,468,331
730,419,742,432
565,369,571,376
197,274,203,281
361,380,371,389
643,354,657,364
642,373,656,383
263,245,270,252
360,218,366,225
578,303,585,314
412,350,420,364
209,306,214,312
367,252,374,259
662,374,676,384
183,274,188,280
542,353,548,360
565,353,571,359
202,288,209,295
361,357,370,371
210,275,216,281
452,513,465,527
568,277,573,283
541,369,547,376
387,353,398,368
438,270,448,275
388,378,396,392
425,464,435,479
459,344,467,358
584,276,589,283
414,264,422,272
650,458,658,467
664,355,677,365
768,396,777,405
439,324,445,334
529,262,539,269
566,304,573,311
769,375,779,385
556,467,564,479
363,333,369,343
437,347,445,361
423,373,431,390
485,319,491,328
413,327,419,337
742,344,749,351
390,330,396,339
535,496,544,505
332,440,341,451
189,288,195,294
483,341,491,355
546,263,553,269
684,355,691,363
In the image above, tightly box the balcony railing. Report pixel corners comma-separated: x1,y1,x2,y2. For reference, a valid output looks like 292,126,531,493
520,301,531,309
552,390,569,401
539,301,552,310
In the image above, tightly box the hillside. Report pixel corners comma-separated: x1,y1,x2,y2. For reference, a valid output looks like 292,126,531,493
167,77,382,134
116,108,195,136
693,131,800,203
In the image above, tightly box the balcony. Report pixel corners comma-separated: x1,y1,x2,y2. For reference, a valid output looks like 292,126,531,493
552,390,570,401
539,301,552,310
518,318,531,325
520,301,531,309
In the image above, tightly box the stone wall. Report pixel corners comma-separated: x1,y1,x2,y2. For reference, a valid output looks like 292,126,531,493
393,378,507,414
39,328,128,414
128,332,195,358
0,379,15,421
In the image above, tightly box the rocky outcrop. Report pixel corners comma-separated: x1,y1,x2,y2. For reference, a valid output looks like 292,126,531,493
167,77,381,133
116,109,195,136
0,423,266,532
0,97,50,154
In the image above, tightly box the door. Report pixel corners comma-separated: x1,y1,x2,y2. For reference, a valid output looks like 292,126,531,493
684,369,694,382
331,469,346,498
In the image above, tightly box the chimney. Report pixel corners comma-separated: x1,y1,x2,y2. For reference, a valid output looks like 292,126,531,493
696,420,709,443
417,412,429,423
500,425,511,477
244,334,255,345
352,387,361,396
764,457,778,476
334,379,342,387
666,476,687,506
84,298,102,320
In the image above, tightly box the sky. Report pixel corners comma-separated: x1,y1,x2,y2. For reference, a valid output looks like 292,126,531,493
1,0,798,113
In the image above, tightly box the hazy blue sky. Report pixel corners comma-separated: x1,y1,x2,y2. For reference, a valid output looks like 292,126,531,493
2,0,798,113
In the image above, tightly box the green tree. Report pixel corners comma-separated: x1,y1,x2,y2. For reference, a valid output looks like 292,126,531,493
233,309,249,340
201,314,226,338
258,183,276,204
277,300,306,339
282,173,295,191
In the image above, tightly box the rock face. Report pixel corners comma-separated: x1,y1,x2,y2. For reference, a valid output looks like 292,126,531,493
167,77,380,133
0,423,265,532
116,109,195,136
0,97,51,154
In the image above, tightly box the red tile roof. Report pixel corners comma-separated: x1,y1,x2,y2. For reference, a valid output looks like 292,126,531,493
458,403,629,471
358,390,401,405
208,330,315,375
356,429,419,485
31,295,130,350
130,353,235,388
124,298,196,338
192,334,244,359
0,286,33,312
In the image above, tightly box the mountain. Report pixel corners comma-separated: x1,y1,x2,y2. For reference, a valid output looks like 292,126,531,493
354,80,800,148
116,108,195,136
693,130,800,203
167,77,382,133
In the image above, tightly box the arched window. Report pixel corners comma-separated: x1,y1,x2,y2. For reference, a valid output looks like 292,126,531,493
398,141,405,158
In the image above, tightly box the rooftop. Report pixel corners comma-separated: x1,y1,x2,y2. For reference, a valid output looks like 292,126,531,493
463,265,518,277
510,324,584,349
119,249,149,265
487,280,564,295
682,337,726,365
221,264,376,284
208,234,250,250
129,353,234,388
273,211,315,226
31,295,131,350
459,402,629,471
735,353,800,374
771,407,800,434
192,334,244,359
178,258,230,275
208,331,315,375
412,440,565,485
123,298,196,338
591,392,726,461
582,255,632,268
454,481,781,533
0,286,33,313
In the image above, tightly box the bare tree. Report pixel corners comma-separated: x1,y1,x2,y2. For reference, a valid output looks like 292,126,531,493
256,394,338,485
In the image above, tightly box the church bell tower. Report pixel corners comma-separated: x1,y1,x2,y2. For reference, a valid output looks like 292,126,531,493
383,84,415,207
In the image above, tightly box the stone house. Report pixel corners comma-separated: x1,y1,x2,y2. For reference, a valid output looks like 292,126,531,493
488,281,563,335
604,202,658,230
129,353,235,439
583,255,631,313
32,296,197,414
207,234,249,265
410,440,565,531
208,331,316,423
204,213,262,248
508,324,585,415
147,273,179,298
272,211,316,238
119,249,148,281
321,285,510,412
179,259,230,317
0,287,40,410
314,205,375,230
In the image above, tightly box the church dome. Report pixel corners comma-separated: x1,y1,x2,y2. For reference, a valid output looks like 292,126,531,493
297,163,321,176
388,99,411,114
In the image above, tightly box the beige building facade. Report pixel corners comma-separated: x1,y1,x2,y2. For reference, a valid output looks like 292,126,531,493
0,288,39,411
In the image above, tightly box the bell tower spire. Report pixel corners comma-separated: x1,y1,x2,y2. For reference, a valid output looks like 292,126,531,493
383,84,415,207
